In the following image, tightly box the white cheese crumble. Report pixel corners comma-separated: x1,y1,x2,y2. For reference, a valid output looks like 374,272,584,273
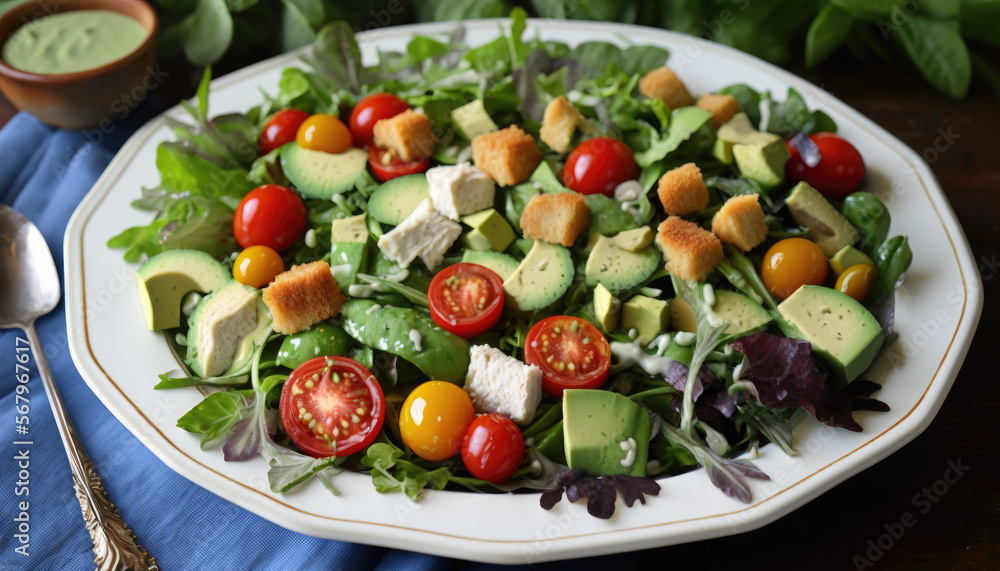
619,438,637,468
409,328,423,351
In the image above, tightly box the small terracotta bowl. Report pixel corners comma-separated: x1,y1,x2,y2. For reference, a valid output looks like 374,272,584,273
0,0,158,129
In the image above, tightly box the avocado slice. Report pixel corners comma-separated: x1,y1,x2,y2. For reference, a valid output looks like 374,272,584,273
584,233,660,294
613,227,655,252
717,112,789,188
563,389,650,477
451,99,498,140
135,249,230,331
367,173,430,226
460,249,520,281
185,281,272,378
670,290,772,337
621,295,670,345
593,283,621,333
461,208,515,252
785,182,861,257
502,240,574,311
829,245,875,276
281,144,368,200
774,285,884,383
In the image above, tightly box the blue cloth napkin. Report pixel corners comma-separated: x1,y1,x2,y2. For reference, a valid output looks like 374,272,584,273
0,111,638,570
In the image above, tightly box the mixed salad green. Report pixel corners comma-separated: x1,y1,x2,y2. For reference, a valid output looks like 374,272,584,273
111,12,911,518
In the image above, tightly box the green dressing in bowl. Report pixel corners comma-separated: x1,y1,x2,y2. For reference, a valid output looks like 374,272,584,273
2,10,148,75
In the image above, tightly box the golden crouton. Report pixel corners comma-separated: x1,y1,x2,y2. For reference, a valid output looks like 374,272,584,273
520,192,589,247
540,96,584,153
639,66,694,110
657,163,709,216
472,126,543,186
373,109,435,162
697,93,741,130
262,260,346,334
656,216,723,282
712,194,768,252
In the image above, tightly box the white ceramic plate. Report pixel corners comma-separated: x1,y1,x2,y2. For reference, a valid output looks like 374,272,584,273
65,19,983,564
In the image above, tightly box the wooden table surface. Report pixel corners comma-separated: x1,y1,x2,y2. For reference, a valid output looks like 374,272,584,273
1,50,996,569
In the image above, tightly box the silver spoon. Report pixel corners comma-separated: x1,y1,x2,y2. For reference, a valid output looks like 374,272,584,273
0,205,156,571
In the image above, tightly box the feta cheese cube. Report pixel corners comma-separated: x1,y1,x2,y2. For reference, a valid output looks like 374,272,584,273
426,163,496,220
377,199,462,270
464,345,542,425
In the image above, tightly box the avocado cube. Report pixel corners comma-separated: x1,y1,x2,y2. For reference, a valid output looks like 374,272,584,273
451,99,498,141
712,137,734,164
613,227,655,252
829,245,876,276
460,208,515,252
775,285,885,383
593,283,621,333
732,138,789,189
785,182,861,257
331,214,368,243
563,389,650,477
621,295,670,346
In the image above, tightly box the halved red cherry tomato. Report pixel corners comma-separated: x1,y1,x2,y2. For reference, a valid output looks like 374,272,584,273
259,108,309,155
368,146,431,182
428,263,504,338
561,137,638,196
461,413,525,484
279,356,386,458
296,113,353,154
399,381,476,462
786,132,865,201
349,92,410,147
233,245,284,288
524,316,611,397
761,237,828,300
233,184,307,252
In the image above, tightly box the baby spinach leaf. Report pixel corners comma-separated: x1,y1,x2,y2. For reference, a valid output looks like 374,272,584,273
807,4,855,66
893,15,970,99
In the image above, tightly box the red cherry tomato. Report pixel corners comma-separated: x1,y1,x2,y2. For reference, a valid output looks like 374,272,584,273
428,263,504,338
524,316,611,397
233,184,307,252
349,92,410,147
461,414,525,484
368,146,431,182
279,356,386,458
561,137,638,196
786,132,865,201
259,109,309,155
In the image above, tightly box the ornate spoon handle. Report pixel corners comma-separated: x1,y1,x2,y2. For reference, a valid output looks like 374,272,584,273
25,323,157,571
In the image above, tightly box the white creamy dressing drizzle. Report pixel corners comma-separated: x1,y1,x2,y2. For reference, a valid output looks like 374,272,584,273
348,284,375,297
304,228,317,248
181,292,201,316
409,328,423,351
673,331,696,346
610,340,674,375
619,438,638,468
613,180,644,223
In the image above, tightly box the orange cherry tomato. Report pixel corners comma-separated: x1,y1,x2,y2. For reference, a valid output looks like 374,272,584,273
835,263,877,302
761,238,828,300
296,113,353,154
233,245,284,288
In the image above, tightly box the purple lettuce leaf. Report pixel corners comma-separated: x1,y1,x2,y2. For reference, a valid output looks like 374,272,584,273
223,397,278,461
845,380,891,412
664,361,737,421
540,468,661,519
732,332,863,432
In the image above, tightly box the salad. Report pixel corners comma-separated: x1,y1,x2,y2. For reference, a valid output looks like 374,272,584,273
110,12,912,519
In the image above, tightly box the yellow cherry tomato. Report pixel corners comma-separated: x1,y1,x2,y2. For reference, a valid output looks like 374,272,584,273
233,245,284,288
761,237,828,300
399,381,475,462
835,263,877,302
296,113,353,154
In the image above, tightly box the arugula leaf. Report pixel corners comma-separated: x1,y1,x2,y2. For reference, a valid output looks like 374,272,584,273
361,443,451,501
634,107,713,167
